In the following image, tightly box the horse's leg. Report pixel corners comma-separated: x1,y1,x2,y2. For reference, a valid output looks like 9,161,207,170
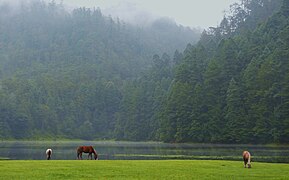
243,158,247,168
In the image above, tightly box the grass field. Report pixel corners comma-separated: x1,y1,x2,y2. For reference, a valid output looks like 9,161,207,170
1,160,289,179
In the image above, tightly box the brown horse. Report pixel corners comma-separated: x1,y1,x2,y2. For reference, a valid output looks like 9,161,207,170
77,146,98,160
243,151,251,168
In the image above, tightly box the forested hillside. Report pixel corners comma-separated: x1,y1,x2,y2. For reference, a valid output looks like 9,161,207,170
114,0,289,143
1,0,288,144
0,1,199,139
165,0,288,143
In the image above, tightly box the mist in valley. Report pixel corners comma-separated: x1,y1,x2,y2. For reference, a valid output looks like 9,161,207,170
0,0,288,145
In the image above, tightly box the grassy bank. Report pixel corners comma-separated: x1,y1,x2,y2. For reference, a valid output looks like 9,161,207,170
1,160,289,179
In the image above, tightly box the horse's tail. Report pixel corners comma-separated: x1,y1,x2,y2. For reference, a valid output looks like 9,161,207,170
76,146,81,159
247,152,251,164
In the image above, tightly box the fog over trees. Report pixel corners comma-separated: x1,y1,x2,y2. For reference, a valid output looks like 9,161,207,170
0,0,288,144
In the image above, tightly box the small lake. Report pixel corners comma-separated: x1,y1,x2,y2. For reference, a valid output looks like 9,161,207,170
0,141,289,163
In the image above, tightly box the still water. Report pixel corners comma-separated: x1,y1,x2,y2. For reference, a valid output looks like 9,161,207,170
0,141,288,163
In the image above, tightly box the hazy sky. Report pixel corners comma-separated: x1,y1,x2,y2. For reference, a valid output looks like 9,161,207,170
63,0,240,28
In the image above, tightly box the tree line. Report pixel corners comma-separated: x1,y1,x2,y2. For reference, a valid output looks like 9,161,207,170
114,0,289,144
0,0,288,144
0,0,199,140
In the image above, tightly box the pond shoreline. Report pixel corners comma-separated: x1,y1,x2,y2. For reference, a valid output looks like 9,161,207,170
1,141,289,163
1,140,289,147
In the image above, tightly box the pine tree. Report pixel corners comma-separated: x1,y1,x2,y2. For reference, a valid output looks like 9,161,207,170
225,78,249,143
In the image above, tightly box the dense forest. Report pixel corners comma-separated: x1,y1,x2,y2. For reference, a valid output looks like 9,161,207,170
0,0,289,144
0,0,199,140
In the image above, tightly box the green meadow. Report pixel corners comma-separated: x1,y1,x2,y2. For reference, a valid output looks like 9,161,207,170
1,160,289,179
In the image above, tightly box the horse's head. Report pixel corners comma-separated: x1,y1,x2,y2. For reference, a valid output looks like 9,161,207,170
94,151,99,160
247,163,251,168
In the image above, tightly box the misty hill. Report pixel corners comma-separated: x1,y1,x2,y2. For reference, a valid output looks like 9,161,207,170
114,0,289,143
0,0,199,139
1,0,288,144
0,1,200,79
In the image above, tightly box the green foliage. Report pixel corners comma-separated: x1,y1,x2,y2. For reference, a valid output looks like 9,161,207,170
0,1,198,140
157,0,289,143
0,0,288,144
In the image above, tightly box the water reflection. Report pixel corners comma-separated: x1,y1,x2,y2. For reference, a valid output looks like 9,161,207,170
0,141,288,163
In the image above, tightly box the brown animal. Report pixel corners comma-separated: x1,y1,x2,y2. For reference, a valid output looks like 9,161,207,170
46,149,52,160
77,146,98,160
243,151,251,168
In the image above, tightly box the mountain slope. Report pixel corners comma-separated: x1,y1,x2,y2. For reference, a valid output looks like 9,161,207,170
0,1,200,139
156,0,289,143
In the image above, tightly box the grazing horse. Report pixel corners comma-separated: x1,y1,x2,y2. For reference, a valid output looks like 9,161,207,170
46,149,52,160
243,151,251,168
77,146,98,160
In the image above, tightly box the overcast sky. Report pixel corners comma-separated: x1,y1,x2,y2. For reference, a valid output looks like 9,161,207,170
0,0,240,28
63,0,240,28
